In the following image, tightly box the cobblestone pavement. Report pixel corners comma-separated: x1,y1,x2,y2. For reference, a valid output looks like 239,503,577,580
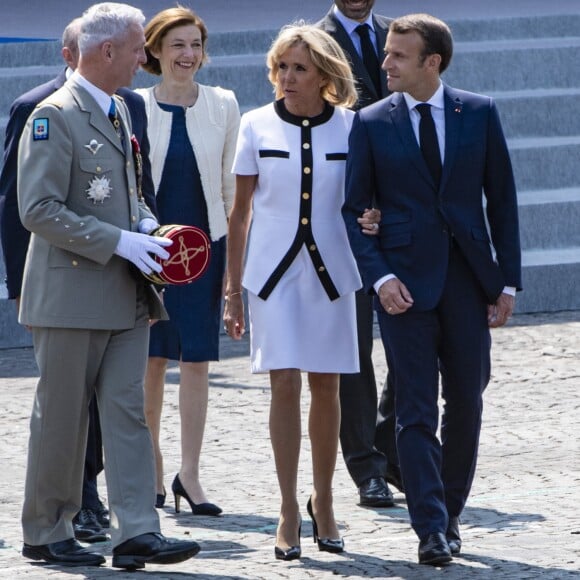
0,311,579,579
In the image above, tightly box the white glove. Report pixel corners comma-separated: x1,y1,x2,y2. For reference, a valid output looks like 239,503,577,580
114,230,172,275
139,218,158,234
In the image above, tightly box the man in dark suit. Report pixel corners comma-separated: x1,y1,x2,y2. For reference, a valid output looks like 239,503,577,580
0,16,156,544
17,2,198,569
318,0,401,509
343,14,521,565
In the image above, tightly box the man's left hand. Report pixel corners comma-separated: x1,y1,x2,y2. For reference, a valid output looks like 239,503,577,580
488,293,515,328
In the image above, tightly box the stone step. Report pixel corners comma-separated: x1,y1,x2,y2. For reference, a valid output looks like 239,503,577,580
445,38,580,94
517,248,580,312
517,188,580,250
448,14,580,43
517,248,580,313
0,65,62,114
493,88,580,138
508,136,580,191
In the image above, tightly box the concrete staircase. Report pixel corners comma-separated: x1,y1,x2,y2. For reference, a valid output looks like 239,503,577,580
0,14,578,346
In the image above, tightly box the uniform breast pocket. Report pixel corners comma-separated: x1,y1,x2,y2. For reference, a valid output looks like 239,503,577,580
79,156,113,175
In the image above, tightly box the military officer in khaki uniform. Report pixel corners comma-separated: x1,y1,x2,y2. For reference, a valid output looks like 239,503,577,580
17,2,200,570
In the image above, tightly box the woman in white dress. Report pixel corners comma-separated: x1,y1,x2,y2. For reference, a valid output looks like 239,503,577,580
224,24,361,561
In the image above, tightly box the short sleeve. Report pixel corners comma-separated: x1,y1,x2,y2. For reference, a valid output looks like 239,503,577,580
232,112,258,176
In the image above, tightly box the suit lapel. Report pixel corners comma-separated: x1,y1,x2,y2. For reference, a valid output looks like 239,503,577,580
440,87,463,193
372,15,388,99
389,94,433,187
66,81,124,153
327,12,380,101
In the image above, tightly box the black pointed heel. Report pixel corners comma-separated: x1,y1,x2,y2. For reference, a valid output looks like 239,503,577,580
274,522,301,561
171,474,222,516
306,497,344,553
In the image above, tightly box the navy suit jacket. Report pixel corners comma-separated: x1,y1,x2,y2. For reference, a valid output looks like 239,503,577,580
318,9,391,110
342,85,522,311
0,70,155,298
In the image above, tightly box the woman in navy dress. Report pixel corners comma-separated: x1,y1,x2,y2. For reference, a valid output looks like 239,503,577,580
136,7,240,515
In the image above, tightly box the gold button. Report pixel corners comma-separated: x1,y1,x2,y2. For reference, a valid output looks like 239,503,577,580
72,260,78,266
302,119,309,127
126,161,131,167
309,244,316,251
129,187,134,194
132,216,137,222
303,142,310,149
301,217,308,225
318,266,325,272
304,167,311,174
96,166,101,173
302,193,310,200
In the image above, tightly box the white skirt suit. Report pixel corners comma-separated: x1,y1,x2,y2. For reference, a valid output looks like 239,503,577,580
233,100,361,373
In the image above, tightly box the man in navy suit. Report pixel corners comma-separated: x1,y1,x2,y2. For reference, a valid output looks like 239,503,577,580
343,14,521,565
318,0,402,510
0,16,155,543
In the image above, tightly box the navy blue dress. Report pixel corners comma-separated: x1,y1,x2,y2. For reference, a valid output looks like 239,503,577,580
149,103,225,362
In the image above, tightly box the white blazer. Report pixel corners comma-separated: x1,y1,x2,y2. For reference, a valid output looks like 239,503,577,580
233,102,361,298
135,84,240,241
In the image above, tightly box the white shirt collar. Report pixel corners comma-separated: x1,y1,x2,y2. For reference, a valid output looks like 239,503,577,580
403,82,445,112
70,71,114,117
333,5,375,36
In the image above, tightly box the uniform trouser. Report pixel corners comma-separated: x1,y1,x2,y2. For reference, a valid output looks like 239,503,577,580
22,298,160,547
378,245,491,539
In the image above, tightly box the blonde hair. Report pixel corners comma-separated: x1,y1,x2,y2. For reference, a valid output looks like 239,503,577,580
142,5,208,76
267,23,357,108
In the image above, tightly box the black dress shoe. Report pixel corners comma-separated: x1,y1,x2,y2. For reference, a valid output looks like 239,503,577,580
358,477,394,507
446,516,462,555
418,532,452,565
94,501,110,528
112,532,200,570
22,538,105,567
384,466,404,493
73,509,108,543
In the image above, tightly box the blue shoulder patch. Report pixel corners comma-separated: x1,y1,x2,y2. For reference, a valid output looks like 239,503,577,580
32,118,49,141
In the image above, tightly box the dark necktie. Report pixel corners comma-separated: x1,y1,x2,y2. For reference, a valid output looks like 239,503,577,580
355,24,381,96
415,103,442,187
108,99,125,149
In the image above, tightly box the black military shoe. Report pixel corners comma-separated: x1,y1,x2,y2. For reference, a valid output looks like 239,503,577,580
358,476,395,507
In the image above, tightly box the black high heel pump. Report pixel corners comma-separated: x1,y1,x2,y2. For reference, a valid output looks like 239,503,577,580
306,497,344,553
274,522,301,561
172,474,222,516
